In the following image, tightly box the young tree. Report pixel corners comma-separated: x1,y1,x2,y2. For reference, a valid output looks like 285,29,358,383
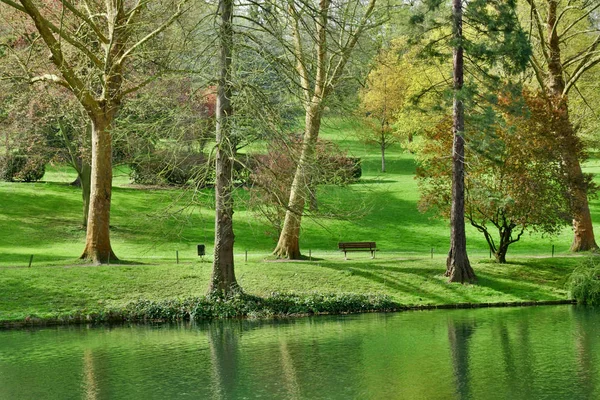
359,40,408,172
522,0,600,252
0,0,191,263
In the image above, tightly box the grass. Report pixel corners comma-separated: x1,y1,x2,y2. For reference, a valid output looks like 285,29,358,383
0,115,597,323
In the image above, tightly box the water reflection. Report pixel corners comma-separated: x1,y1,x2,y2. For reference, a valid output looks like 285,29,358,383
208,321,240,400
447,317,475,400
82,349,98,400
1,306,599,399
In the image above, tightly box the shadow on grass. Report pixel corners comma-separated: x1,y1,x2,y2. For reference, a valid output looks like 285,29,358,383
356,179,396,185
319,259,570,304
319,262,470,304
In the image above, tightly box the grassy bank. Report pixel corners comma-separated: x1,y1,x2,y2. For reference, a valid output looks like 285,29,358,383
1,117,598,324
0,254,582,324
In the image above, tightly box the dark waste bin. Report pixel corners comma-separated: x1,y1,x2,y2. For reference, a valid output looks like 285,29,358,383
197,244,205,256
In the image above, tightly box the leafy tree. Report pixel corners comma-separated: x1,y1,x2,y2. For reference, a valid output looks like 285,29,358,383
410,0,531,282
418,90,573,263
521,0,600,252
359,38,449,170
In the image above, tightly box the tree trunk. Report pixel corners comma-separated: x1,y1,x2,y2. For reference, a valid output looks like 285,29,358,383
446,0,476,283
80,116,117,264
495,248,507,264
273,106,322,259
381,141,386,173
80,162,91,228
209,0,239,295
545,0,598,252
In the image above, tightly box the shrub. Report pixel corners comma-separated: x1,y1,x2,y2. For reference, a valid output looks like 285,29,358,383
568,257,600,306
113,292,399,323
129,151,210,186
0,151,45,182
0,152,26,182
15,155,46,182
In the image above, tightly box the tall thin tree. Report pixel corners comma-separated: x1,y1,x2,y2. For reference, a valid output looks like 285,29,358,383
209,0,239,295
446,0,475,282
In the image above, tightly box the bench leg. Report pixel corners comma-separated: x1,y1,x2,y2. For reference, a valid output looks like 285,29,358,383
344,250,347,260
371,250,375,259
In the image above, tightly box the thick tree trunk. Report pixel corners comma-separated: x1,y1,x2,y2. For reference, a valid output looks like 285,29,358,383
545,0,598,252
209,0,239,295
446,0,476,283
273,106,322,259
80,116,117,264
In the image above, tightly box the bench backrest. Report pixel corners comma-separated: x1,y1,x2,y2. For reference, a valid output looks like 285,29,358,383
338,242,376,249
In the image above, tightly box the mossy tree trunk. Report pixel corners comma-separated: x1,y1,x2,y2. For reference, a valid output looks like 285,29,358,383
209,0,239,295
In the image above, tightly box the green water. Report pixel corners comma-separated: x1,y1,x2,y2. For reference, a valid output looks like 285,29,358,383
1,306,599,399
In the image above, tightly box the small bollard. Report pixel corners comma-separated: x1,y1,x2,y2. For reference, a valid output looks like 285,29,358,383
176,250,179,264
245,250,248,262
28,255,33,268
431,247,433,259
552,245,555,257
309,249,312,261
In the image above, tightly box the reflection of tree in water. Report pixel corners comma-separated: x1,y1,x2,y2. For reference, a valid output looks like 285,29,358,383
208,321,240,400
82,348,98,400
574,308,598,398
447,317,476,400
279,339,301,400
497,316,535,397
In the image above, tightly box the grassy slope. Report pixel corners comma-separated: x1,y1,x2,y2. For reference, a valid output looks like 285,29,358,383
0,116,596,322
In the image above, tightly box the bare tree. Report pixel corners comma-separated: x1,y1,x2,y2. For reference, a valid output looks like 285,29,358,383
210,0,239,295
251,0,381,259
0,0,191,263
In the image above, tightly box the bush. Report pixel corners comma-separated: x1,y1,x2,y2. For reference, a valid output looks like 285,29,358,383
130,151,210,186
0,152,45,182
15,156,46,182
110,292,399,323
568,257,600,306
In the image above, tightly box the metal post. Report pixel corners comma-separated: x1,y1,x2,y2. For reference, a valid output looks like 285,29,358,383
176,250,179,264
552,245,555,257
245,250,248,263
28,255,33,268
309,249,312,261
431,247,433,259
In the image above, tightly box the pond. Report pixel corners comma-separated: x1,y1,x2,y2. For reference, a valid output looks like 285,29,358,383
1,305,599,399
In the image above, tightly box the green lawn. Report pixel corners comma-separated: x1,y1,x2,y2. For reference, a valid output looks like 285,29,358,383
0,116,596,322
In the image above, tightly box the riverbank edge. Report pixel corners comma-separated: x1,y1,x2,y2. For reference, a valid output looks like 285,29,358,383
0,293,577,329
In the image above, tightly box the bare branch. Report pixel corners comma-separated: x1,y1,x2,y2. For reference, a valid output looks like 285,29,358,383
59,0,109,43
117,0,190,66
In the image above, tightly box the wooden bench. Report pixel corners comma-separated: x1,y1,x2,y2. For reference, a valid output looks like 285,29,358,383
338,242,377,260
